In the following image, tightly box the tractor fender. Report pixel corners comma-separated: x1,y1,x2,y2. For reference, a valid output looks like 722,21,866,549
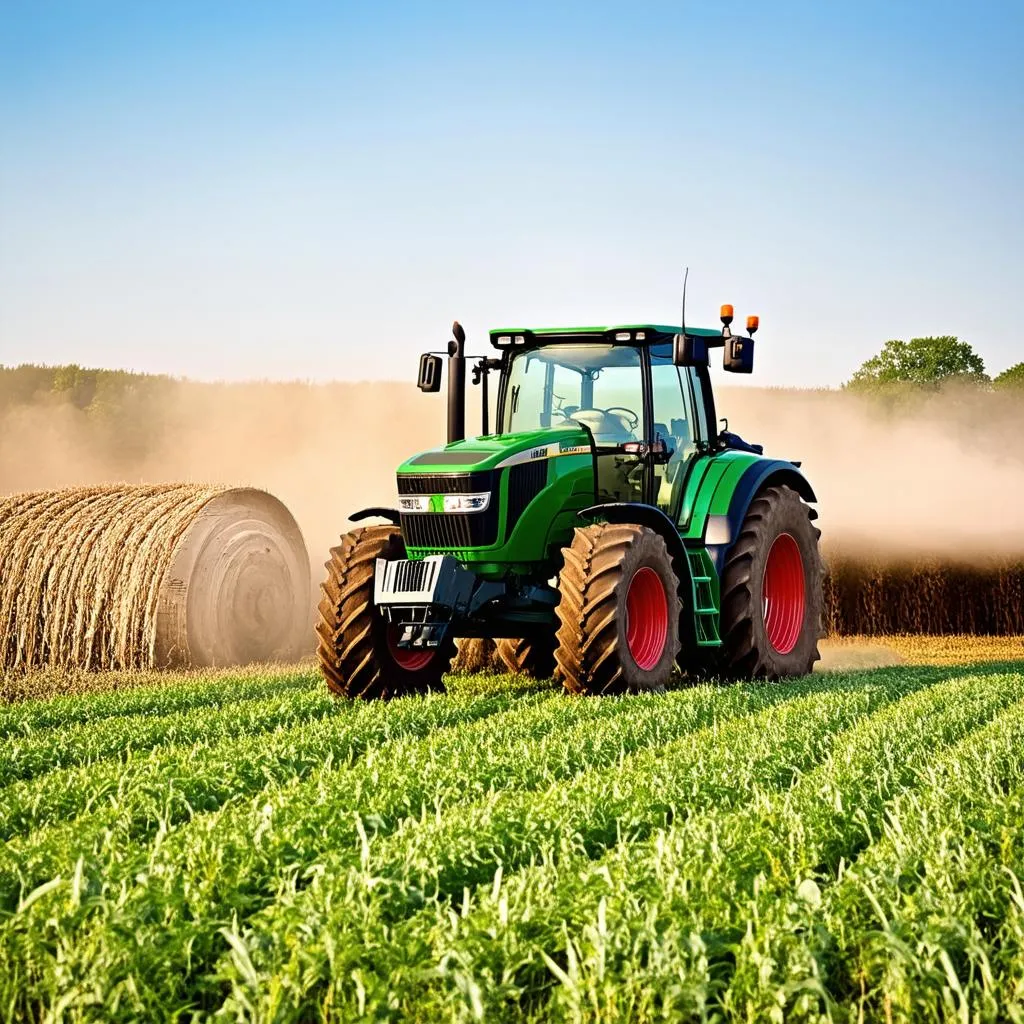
349,507,401,525
576,502,695,597
705,461,816,567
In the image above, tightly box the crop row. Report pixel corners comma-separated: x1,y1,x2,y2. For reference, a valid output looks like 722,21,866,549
2,667,958,1021
210,669,1024,1021
0,688,544,911
491,674,1024,1023
832,748,1024,1021
0,672,848,1021
4,663,1021,1022
0,667,317,740
0,688,546,842
754,700,1024,1022
0,685,346,784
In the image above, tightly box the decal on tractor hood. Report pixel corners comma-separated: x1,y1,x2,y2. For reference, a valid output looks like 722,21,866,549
495,441,591,469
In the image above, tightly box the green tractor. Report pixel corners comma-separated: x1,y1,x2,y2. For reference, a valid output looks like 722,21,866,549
317,305,823,697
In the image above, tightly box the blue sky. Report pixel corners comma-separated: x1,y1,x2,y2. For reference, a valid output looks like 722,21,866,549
0,0,1021,385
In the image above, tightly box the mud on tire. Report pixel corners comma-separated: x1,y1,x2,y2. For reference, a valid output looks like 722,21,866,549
554,523,681,695
452,638,498,674
494,635,556,680
718,485,824,679
317,525,452,699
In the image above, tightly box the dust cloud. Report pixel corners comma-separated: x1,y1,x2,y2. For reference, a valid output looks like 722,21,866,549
719,384,1024,563
1,373,1022,572
0,379,443,576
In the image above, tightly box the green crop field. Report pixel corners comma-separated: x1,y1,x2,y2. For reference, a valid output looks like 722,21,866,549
2,659,1024,1023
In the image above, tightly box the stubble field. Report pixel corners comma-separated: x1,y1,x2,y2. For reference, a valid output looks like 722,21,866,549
2,645,1024,1022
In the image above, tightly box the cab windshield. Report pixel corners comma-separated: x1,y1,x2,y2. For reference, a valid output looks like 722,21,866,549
501,344,643,443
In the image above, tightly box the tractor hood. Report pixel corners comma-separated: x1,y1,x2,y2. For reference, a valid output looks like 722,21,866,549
397,426,591,476
394,426,595,569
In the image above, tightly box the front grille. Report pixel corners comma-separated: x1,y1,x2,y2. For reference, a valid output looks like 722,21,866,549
505,461,548,537
400,510,499,549
392,559,432,592
398,469,500,549
397,471,494,495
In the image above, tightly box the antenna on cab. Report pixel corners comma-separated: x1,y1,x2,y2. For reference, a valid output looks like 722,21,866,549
673,267,706,367
680,266,689,340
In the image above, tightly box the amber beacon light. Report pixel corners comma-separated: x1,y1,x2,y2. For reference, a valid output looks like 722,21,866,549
746,315,759,335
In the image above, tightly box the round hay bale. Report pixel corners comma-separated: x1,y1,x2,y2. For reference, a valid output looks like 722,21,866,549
0,485,310,672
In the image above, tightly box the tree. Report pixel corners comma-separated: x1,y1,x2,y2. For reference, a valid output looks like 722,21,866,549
993,362,1024,390
846,336,987,391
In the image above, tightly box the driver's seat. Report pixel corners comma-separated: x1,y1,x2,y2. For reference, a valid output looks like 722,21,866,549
566,408,634,443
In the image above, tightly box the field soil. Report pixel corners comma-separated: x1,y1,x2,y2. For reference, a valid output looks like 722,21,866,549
818,634,1024,669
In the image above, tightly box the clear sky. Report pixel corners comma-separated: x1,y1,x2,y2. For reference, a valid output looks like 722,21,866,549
1,0,1021,386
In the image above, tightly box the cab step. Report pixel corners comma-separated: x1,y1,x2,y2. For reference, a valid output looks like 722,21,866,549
686,548,721,646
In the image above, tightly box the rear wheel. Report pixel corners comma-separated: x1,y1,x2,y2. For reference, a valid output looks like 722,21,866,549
719,485,823,678
451,638,498,674
494,635,556,679
317,525,453,698
554,523,681,695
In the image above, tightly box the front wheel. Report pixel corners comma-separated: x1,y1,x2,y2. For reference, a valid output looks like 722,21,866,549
718,485,824,678
316,525,453,698
554,523,681,695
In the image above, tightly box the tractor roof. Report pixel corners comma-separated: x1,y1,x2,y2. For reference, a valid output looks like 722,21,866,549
488,323,723,350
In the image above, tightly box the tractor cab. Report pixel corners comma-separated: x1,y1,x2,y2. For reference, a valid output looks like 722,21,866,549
402,313,768,572
489,324,729,517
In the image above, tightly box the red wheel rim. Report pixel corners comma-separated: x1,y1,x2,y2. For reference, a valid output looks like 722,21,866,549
387,625,435,671
625,567,669,671
762,533,806,655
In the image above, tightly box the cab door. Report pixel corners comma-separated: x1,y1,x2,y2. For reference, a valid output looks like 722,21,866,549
587,349,647,505
649,345,703,522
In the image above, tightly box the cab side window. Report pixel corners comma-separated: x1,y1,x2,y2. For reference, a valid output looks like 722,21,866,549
650,348,700,517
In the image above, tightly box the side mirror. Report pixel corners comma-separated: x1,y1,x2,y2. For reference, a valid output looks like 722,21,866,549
417,353,443,392
673,333,709,367
724,336,754,374
620,438,673,464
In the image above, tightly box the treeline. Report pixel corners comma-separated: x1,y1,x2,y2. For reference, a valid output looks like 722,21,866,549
0,365,408,477
0,365,188,466
0,364,178,410
845,336,1022,393
0,363,390,410
0,364,428,507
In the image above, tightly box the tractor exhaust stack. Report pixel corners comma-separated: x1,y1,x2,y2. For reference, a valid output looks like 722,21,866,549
447,320,467,443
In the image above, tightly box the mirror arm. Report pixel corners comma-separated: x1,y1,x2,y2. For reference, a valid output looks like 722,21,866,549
470,357,503,436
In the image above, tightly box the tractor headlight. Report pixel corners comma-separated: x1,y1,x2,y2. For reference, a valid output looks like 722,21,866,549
399,495,431,513
399,493,491,513
443,492,491,513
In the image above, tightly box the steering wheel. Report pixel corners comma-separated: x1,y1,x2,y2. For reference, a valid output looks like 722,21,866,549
601,406,640,431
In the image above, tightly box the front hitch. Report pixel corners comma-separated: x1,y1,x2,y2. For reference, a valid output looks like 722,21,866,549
374,555,503,648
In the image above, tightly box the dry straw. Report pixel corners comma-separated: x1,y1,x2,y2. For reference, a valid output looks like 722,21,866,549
826,558,1024,636
0,485,224,672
